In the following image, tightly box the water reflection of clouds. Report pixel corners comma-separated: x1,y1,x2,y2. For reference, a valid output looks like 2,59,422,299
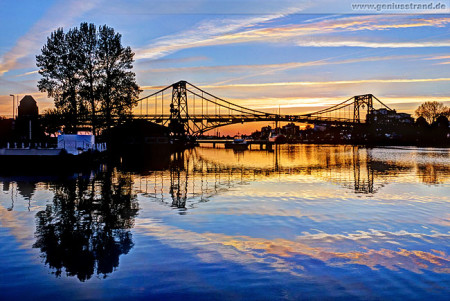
131,144,450,278
2,198,449,278
0,145,448,286
134,220,450,275
0,206,36,250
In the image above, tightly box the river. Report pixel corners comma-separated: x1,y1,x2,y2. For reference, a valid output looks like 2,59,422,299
0,145,449,300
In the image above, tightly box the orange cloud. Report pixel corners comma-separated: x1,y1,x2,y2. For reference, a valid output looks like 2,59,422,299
198,77,450,89
422,55,450,60
295,39,450,48
140,77,450,92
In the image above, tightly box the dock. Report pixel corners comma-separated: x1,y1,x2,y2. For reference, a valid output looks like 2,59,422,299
197,139,274,150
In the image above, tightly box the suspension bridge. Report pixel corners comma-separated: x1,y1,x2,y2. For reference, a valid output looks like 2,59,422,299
132,80,393,136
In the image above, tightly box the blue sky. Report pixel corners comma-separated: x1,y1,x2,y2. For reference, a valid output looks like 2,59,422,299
1,0,450,130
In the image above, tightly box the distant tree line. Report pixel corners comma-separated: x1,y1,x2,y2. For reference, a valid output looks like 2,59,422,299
415,101,450,124
37,23,141,134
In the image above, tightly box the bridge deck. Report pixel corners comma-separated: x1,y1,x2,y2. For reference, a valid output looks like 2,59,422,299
133,114,361,125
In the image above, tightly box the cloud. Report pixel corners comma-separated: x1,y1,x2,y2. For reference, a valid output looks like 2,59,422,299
421,55,450,65
0,0,103,76
225,15,450,40
198,77,450,89
295,38,450,48
137,54,425,88
138,55,422,74
135,15,450,59
136,56,209,68
14,70,40,78
422,55,450,60
135,4,310,60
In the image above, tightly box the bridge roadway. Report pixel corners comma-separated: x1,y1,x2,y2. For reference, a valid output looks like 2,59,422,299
133,114,359,127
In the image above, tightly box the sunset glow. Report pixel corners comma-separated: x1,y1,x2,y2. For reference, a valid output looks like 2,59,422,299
0,0,449,132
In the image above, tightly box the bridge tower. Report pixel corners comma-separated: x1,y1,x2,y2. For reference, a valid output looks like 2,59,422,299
353,94,374,123
169,81,189,137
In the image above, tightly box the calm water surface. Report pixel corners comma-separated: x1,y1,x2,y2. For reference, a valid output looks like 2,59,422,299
0,145,449,300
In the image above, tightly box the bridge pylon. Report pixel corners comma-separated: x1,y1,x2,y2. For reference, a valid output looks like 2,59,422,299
169,81,189,137
353,94,374,123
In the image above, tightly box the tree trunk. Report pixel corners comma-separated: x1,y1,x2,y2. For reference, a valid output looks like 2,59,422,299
89,71,96,136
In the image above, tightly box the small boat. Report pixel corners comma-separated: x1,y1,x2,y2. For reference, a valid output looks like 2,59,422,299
225,137,249,150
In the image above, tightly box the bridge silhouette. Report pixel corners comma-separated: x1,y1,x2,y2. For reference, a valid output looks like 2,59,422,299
133,80,393,136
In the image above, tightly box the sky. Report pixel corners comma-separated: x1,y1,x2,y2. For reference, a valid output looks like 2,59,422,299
0,0,449,134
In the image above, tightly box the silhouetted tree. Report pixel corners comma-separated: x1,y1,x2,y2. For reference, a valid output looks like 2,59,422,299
78,23,100,135
415,101,450,124
36,28,86,133
40,108,64,136
36,23,140,134
97,25,141,130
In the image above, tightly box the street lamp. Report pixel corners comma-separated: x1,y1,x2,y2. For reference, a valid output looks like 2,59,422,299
9,94,14,119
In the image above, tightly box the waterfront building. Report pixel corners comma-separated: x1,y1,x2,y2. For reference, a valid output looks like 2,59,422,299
367,108,414,125
282,123,300,137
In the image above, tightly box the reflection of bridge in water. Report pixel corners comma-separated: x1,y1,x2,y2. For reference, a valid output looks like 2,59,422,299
0,146,447,283
119,81,394,135
2,146,447,213
134,146,404,210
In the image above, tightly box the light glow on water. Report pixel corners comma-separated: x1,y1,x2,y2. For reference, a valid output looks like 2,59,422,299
0,145,449,300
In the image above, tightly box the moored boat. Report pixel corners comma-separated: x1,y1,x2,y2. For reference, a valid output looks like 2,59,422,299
225,137,249,150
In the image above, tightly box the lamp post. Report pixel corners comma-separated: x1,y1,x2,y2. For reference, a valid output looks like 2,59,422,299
9,94,15,119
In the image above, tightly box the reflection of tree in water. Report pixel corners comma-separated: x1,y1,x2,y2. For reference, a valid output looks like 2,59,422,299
33,171,138,281
17,181,36,200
